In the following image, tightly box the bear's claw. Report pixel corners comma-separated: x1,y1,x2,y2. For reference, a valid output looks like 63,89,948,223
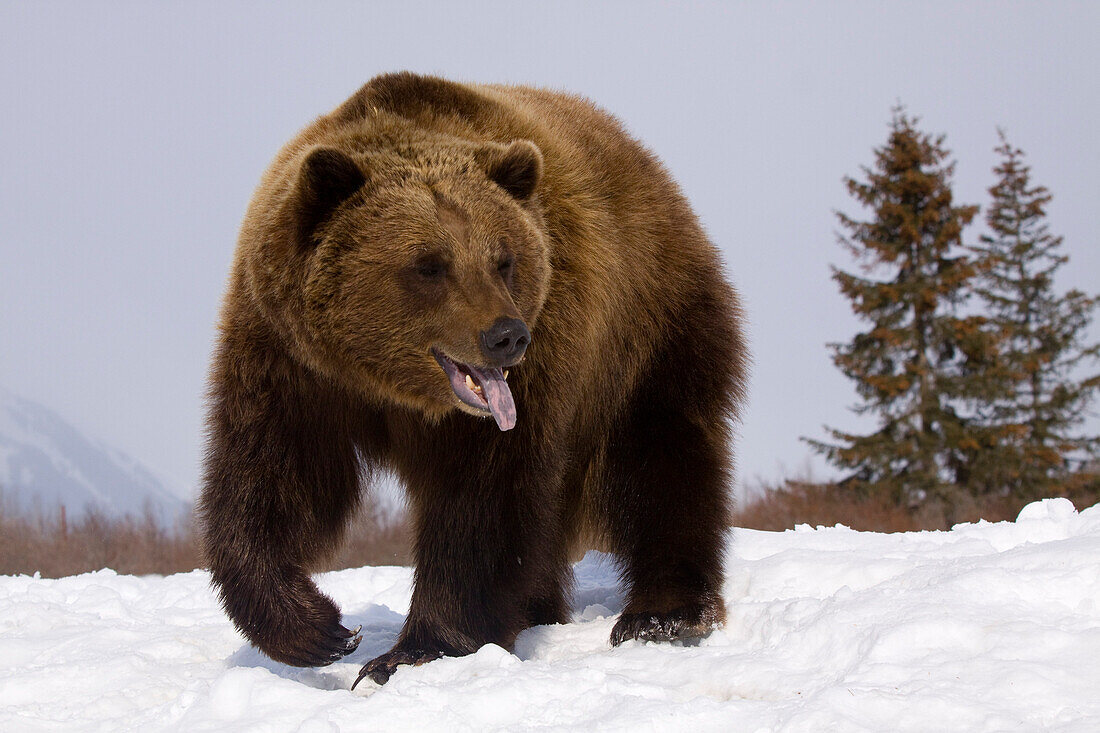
351,647,445,689
609,603,720,647
285,622,362,667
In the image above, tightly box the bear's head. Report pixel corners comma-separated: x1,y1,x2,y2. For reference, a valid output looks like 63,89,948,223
241,136,551,431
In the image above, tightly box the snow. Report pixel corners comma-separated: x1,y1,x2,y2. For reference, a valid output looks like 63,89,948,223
2,498,1099,731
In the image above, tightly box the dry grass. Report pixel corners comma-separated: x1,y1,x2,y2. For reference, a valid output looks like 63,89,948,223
732,480,925,532
0,501,202,578
4,473,1095,577
327,511,414,568
0,491,412,578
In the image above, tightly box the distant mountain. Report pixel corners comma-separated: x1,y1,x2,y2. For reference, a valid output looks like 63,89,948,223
0,387,190,521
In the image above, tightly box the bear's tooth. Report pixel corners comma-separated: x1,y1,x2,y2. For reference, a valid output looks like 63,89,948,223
504,370,509,380
465,374,476,392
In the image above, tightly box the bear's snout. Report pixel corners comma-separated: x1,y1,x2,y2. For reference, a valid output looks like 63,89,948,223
480,317,530,366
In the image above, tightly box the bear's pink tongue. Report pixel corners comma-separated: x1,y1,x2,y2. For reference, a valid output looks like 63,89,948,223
468,365,516,431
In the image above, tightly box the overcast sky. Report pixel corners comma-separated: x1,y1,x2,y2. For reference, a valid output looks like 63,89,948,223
2,1,1098,498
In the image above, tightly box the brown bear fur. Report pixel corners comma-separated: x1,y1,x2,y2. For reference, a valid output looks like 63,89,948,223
199,72,747,685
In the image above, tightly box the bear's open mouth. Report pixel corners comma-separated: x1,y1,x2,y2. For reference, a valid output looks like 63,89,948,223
430,348,517,431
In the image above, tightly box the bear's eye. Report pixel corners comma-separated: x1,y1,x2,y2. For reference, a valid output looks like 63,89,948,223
497,255,515,277
415,257,448,280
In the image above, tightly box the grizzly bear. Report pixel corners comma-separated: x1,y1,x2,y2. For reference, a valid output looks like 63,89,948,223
199,72,746,687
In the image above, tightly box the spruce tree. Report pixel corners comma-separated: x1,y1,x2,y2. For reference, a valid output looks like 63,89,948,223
806,107,984,524
964,131,1100,499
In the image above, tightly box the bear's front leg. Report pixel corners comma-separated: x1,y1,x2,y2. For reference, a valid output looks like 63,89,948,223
355,434,567,687
200,343,368,667
212,561,363,667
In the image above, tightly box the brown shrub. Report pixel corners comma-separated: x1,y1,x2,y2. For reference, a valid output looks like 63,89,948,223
732,477,1098,532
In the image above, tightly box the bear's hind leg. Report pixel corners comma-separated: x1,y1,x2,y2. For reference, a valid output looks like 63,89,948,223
525,581,571,628
523,543,573,628
356,425,567,686
600,310,741,646
601,403,732,646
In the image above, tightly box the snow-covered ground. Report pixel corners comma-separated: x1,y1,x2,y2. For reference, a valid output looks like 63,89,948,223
1,498,1098,732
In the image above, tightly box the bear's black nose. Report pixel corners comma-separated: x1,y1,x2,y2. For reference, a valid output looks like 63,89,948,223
480,317,530,366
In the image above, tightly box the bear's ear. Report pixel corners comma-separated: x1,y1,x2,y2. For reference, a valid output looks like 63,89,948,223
291,147,367,246
476,140,543,201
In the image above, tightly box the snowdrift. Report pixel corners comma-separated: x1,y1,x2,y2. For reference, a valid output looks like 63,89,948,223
2,498,1098,731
